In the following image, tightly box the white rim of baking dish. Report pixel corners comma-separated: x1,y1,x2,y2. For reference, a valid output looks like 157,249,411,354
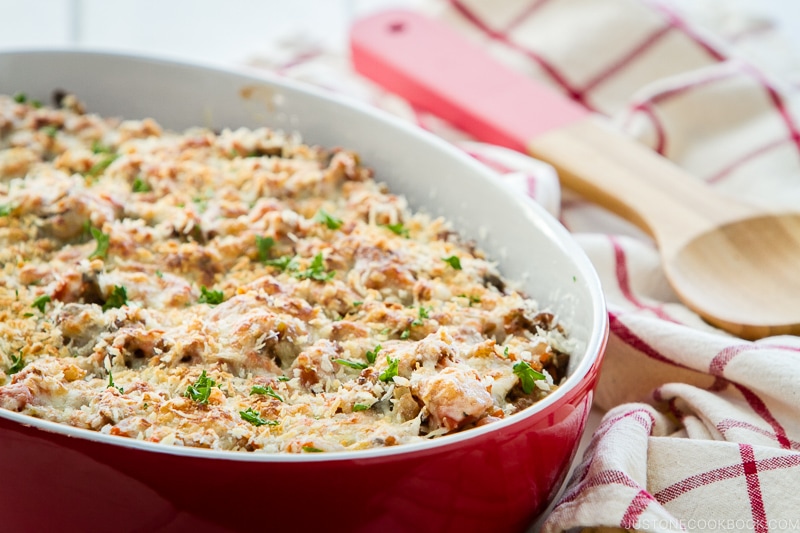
0,48,608,463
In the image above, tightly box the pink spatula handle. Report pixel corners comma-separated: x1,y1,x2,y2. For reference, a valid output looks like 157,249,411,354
350,9,589,152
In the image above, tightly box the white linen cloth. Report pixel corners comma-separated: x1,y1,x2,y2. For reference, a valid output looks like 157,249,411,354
248,1,800,530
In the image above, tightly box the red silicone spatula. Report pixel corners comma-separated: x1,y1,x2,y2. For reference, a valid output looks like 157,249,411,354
350,9,800,340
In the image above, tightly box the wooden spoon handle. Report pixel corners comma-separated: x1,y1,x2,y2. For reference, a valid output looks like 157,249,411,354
526,117,748,253
350,10,753,253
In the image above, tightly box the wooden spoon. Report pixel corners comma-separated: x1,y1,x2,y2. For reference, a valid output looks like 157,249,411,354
350,10,800,340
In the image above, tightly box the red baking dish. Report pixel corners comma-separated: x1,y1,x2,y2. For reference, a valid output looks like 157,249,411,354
0,50,607,533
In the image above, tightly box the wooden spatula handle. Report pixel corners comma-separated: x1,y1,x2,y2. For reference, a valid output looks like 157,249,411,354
350,10,753,253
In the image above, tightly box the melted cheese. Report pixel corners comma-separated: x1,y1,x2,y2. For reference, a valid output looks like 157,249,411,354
0,94,572,453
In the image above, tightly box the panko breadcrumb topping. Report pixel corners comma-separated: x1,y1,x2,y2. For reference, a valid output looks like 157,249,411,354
0,93,572,453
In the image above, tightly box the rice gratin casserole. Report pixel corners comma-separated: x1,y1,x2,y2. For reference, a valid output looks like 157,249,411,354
0,93,572,453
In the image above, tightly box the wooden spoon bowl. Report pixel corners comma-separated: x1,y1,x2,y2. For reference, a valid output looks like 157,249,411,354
667,214,800,339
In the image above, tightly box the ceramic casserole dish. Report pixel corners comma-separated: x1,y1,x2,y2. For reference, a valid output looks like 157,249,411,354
0,50,607,533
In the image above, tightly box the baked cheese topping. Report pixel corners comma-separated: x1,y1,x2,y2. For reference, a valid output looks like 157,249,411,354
0,93,572,453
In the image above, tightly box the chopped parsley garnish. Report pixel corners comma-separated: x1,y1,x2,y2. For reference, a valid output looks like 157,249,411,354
379,356,399,382
31,100,42,109
155,270,163,278
383,222,409,237
333,358,368,370
400,329,410,340
250,384,284,402
239,407,278,427
89,227,110,260
352,301,363,307
102,285,128,311
198,286,224,305
442,255,462,270
302,446,323,453
86,154,119,178
365,344,381,365
265,255,297,272
13,92,27,103
8,353,25,375
513,361,546,394
107,369,124,394
353,403,370,412
0,204,11,217
459,294,481,306
40,125,58,138
132,177,151,192
277,376,290,382
503,346,510,358
293,253,335,282
411,306,430,327
31,294,51,313
192,196,208,213
256,236,275,263
314,209,342,230
91,140,113,154
185,370,216,404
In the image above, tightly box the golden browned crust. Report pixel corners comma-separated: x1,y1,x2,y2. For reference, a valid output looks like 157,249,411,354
0,94,572,453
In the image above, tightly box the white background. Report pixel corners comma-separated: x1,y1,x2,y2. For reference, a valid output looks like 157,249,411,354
1,0,799,63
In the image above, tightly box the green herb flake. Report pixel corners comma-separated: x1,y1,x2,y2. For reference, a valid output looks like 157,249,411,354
365,344,381,365
400,329,410,340
503,346,510,358
411,306,430,327
198,286,224,305
89,227,110,260
8,353,25,375
102,285,128,311
277,376,290,382
185,370,216,404
513,361,546,394
239,407,278,427
22,313,34,318
40,125,58,138
155,270,164,278
107,369,124,394
352,301,363,307
265,255,298,272
353,403,370,412
31,100,42,109
91,140,113,154
302,446,323,453
132,177,151,193
293,253,335,282
86,154,119,178
31,294,51,313
379,356,399,382
333,358,368,370
0,204,12,217
459,294,481,306
314,209,343,230
250,384,284,402
383,222,409,238
256,236,275,263
442,255,462,270
143,403,149,409
192,196,208,213
13,92,27,104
